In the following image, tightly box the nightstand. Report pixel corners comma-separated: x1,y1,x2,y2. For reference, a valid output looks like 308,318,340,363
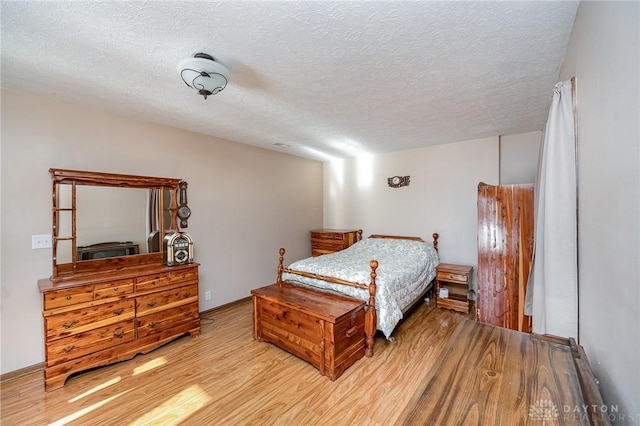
435,263,473,314
310,229,359,256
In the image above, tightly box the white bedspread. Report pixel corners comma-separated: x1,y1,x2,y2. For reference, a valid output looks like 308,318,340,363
281,237,439,339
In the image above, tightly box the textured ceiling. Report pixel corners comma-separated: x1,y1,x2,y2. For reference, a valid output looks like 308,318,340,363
1,1,578,161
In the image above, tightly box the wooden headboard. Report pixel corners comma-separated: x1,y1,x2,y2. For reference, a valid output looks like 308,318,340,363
369,233,439,252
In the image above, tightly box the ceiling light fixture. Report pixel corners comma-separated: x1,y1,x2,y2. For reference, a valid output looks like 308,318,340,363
178,53,230,100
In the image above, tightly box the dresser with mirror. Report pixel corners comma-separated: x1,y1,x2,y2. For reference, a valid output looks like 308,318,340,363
38,169,199,391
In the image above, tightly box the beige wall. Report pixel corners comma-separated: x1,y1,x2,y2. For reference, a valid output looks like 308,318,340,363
323,137,500,292
500,131,542,185
0,90,323,374
559,1,639,418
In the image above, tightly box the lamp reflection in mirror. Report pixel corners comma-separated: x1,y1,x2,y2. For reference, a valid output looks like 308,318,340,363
178,53,229,100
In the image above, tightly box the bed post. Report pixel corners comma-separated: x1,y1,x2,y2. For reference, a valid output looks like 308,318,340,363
357,229,363,241
432,233,439,253
365,260,378,357
277,248,285,286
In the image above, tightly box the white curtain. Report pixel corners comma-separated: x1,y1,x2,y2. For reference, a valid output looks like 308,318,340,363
525,79,578,339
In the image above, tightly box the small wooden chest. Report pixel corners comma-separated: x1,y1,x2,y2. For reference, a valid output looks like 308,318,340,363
251,282,366,380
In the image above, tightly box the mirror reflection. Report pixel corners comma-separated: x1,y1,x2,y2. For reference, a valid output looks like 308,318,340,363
56,186,164,264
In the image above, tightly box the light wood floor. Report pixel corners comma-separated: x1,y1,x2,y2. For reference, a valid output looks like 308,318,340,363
1,298,469,426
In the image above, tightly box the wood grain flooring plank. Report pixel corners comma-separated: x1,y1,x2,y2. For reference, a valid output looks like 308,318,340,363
401,320,599,426
2,299,463,425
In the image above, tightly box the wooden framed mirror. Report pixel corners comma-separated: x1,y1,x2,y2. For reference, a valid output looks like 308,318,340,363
49,168,182,279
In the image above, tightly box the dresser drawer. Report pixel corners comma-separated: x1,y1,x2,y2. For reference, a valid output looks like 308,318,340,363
136,284,198,315
310,230,358,256
312,241,344,250
312,241,348,256
137,303,199,338
169,267,198,285
46,319,135,367
46,299,135,339
94,279,134,300
137,273,171,292
44,285,94,310
311,232,347,241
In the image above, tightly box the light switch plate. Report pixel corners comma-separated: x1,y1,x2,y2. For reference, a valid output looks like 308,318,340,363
32,234,52,249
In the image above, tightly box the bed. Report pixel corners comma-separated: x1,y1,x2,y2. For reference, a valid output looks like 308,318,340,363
276,232,440,356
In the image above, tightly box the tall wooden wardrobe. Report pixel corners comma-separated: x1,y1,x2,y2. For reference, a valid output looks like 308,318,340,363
476,183,534,332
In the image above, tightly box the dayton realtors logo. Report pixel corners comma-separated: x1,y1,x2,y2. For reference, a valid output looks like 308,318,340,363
528,399,560,423
529,398,635,423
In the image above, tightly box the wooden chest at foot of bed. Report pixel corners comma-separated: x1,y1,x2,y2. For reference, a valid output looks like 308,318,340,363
252,282,366,380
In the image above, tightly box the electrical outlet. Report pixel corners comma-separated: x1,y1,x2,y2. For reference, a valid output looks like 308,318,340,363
205,291,211,301
32,234,52,249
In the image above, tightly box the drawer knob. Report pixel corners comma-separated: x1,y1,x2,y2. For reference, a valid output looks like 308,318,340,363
113,287,119,292
61,345,76,353
113,309,125,316
345,326,358,338
148,322,157,328
182,293,191,299
62,321,78,329
147,301,157,307
66,296,72,300
113,330,125,338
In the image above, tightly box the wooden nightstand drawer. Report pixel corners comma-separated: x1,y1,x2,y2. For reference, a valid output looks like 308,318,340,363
436,272,469,283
